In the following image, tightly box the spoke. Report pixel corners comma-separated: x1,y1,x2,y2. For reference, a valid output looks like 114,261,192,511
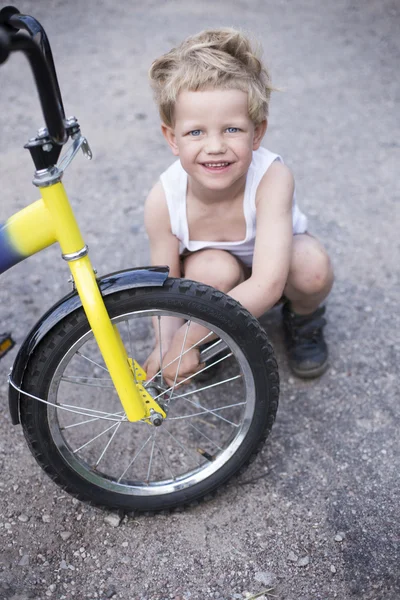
169,320,191,397
154,353,235,402
199,339,229,362
61,409,130,429
146,432,157,482
162,426,201,466
157,365,242,426
155,442,175,480
117,432,155,482
73,421,120,453
188,422,222,451
62,375,111,381
8,379,125,423
167,374,242,401
58,402,124,419
167,399,245,426
127,318,133,359
95,421,122,467
61,375,114,389
57,406,124,422
62,415,117,430
144,330,214,387
158,316,165,387
76,351,109,373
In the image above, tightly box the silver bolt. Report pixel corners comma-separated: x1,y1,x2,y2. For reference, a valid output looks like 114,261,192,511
149,409,163,427
37,127,48,138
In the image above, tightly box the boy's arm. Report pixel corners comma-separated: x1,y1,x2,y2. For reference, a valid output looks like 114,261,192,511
228,161,294,317
144,182,184,377
144,180,181,278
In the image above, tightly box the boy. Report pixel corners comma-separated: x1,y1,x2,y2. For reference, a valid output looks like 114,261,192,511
144,28,333,385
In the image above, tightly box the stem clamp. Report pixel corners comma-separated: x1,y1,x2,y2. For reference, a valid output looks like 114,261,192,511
32,133,92,187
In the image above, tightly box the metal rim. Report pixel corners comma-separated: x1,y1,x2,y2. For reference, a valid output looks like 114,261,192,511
47,308,256,497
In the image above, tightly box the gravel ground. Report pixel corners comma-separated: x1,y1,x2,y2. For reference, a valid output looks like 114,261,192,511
0,1,399,599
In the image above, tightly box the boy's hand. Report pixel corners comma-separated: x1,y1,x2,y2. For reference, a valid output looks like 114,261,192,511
144,322,209,388
144,343,204,388
161,344,205,388
143,346,162,382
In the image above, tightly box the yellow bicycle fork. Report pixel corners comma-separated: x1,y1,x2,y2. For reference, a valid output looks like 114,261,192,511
7,181,165,423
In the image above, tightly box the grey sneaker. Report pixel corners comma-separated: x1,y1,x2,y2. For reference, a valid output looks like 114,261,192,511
282,303,329,378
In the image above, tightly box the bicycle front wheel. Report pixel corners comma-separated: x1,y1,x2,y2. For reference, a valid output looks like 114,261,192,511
20,279,279,512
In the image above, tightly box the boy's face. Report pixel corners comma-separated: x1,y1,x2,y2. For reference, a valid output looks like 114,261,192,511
162,89,266,193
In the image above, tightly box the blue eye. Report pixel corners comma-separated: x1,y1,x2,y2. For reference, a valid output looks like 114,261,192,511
189,130,202,136
226,127,240,133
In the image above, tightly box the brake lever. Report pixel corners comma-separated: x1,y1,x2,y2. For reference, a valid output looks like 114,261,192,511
57,134,93,174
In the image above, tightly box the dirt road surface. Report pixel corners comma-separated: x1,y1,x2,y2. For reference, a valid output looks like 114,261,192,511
0,1,399,599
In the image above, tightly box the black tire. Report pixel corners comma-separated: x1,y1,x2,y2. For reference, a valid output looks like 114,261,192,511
20,278,279,512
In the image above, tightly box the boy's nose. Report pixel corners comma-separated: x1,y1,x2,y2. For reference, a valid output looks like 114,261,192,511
205,134,226,154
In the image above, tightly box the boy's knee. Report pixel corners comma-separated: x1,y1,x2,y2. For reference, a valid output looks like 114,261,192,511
290,237,334,295
184,249,245,292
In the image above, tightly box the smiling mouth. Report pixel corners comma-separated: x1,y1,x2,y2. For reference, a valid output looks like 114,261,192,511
202,162,231,169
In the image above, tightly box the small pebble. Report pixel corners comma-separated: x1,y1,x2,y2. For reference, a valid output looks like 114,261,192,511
18,515,29,522
287,550,298,562
18,554,30,566
104,513,122,528
254,570,276,586
60,531,72,541
330,565,337,574
334,533,344,542
104,584,117,598
42,514,51,523
297,555,310,567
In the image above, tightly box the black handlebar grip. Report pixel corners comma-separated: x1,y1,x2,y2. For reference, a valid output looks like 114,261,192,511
0,27,10,65
10,33,67,144
0,6,20,32
0,9,67,145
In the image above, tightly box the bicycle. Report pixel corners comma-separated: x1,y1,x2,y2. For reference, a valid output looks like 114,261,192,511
0,6,279,513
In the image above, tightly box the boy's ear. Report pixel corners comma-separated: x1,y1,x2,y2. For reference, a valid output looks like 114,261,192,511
253,119,267,150
161,124,180,156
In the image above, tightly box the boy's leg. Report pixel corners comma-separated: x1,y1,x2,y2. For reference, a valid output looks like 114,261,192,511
282,233,334,378
182,249,248,379
182,248,249,291
182,243,334,380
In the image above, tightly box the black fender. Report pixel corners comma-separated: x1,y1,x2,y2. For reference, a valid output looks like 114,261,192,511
9,266,169,425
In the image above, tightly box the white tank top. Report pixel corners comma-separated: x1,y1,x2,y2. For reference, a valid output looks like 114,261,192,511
160,147,308,267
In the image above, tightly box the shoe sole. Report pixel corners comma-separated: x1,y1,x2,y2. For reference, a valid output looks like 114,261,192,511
289,360,329,380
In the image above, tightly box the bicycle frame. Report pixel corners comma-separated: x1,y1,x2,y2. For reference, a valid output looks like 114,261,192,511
1,179,167,423
0,8,167,424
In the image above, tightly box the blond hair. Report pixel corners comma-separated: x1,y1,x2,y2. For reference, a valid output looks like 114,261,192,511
149,28,274,126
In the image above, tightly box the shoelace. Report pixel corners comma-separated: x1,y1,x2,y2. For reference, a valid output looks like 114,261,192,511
293,316,326,339
287,307,326,345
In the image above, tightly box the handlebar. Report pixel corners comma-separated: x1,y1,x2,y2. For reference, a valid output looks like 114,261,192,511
0,6,67,145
